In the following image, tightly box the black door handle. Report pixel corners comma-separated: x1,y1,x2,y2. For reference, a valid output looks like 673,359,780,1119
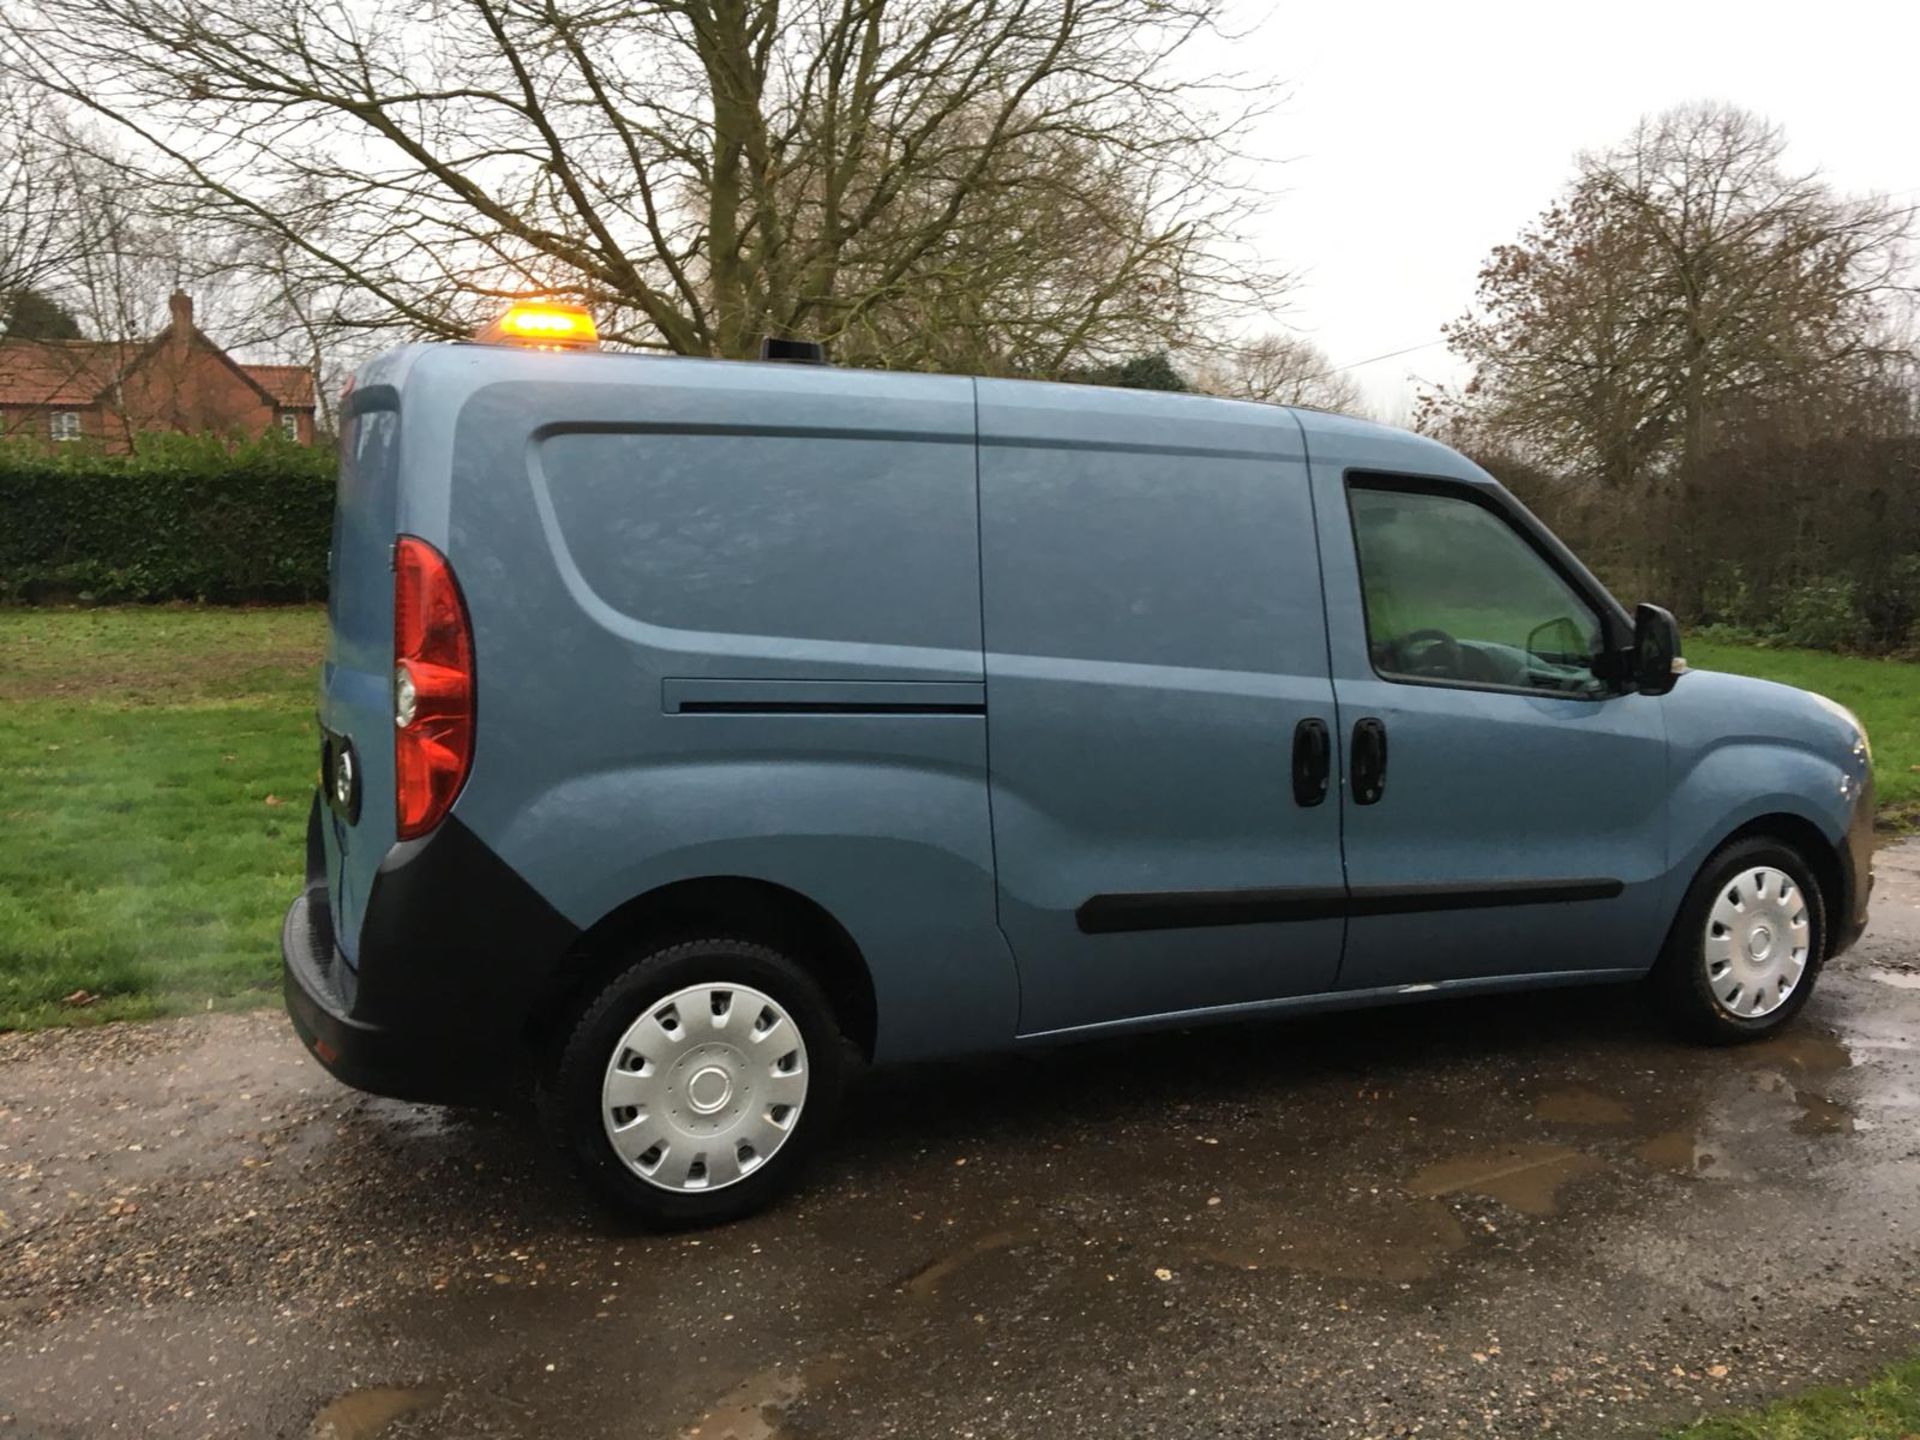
1350,717,1387,805
1291,717,1330,807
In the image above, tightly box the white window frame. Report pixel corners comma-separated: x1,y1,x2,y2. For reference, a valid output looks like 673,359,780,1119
50,411,82,443
278,411,300,440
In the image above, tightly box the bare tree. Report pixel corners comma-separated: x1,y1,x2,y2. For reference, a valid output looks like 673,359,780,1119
0,80,89,304
1193,332,1364,412
1428,103,1914,492
1,0,1288,370
1424,103,1918,625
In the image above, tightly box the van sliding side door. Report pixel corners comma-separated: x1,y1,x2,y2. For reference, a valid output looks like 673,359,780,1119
978,382,1347,1037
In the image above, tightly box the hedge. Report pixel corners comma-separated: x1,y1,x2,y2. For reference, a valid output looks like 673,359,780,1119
0,433,335,603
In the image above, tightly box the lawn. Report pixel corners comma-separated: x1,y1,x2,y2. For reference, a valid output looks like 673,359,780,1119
1663,1354,1920,1439
0,609,1915,1031
0,607,323,1029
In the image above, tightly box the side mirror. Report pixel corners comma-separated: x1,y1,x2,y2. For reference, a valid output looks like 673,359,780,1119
1633,603,1684,696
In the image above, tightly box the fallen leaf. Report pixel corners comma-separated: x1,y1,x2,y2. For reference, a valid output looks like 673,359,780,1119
1707,1364,1730,1379
264,793,286,807
1154,1267,1174,1282
60,989,95,1007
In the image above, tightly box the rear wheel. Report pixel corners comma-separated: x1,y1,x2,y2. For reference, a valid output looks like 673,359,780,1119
551,937,848,1226
1658,837,1827,1042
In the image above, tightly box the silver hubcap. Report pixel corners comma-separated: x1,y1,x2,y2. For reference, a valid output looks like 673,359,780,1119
1704,866,1811,1019
600,983,808,1192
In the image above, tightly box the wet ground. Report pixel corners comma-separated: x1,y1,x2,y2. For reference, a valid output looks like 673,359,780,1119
4,843,1919,1440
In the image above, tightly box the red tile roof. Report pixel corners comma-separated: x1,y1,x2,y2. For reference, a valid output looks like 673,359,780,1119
0,339,137,407
242,364,317,408
0,337,316,409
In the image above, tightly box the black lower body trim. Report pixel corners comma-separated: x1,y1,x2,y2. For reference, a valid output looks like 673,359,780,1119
1076,878,1624,935
282,797,581,1106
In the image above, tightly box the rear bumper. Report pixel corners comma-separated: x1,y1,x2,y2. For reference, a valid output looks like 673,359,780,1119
281,793,583,1106
282,881,461,1103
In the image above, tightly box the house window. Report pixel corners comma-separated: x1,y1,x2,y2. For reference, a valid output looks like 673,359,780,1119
51,411,82,443
278,412,300,441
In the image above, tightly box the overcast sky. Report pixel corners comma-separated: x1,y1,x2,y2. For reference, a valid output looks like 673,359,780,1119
1223,0,1920,418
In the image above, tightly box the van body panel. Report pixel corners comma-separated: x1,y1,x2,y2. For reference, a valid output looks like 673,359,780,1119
976,381,1347,1034
411,350,1003,1060
1296,410,1674,989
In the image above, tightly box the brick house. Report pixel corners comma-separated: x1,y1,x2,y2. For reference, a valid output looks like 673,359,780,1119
0,291,316,450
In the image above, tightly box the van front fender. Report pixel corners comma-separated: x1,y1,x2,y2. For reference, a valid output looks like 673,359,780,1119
1662,737,1858,934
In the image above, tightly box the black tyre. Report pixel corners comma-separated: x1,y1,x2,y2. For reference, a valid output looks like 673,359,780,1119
551,937,849,1226
1657,836,1827,1043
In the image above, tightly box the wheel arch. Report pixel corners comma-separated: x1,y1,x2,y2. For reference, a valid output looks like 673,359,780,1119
524,875,879,1066
1688,811,1848,946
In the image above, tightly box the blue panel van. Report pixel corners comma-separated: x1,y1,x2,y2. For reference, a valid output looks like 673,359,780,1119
283,321,1875,1225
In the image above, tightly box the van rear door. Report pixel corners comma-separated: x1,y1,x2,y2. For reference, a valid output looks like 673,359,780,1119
315,386,402,968
978,382,1344,1036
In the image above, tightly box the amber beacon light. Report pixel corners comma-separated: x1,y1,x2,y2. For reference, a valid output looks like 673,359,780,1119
475,302,599,349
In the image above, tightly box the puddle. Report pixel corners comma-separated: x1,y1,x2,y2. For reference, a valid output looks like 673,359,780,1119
1740,1029,1851,1075
1196,1199,1468,1283
1534,1086,1632,1126
1408,1144,1603,1215
898,1229,1020,1299
679,1368,806,1440
1637,1128,1706,1174
309,1387,441,1440
1792,1089,1855,1135
1634,1128,1755,1179
1637,1068,1857,1177
678,1358,851,1440
1865,967,1920,991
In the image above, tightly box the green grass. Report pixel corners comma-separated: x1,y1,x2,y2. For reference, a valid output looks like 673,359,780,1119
1689,639,1919,826
0,607,323,1029
0,609,1914,1032
1663,1355,1920,1438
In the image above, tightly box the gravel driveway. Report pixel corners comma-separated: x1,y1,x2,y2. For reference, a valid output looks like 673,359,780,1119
4,841,1919,1439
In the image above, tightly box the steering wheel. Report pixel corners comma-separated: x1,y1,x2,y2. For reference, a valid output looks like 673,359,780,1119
1394,627,1464,678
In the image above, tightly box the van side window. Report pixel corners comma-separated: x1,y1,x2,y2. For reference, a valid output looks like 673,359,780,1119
1349,484,1607,696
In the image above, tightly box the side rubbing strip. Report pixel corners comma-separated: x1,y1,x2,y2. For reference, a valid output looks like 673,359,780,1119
677,700,985,716
1077,887,1348,935
1075,878,1623,935
1347,878,1623,916
663,678,986,715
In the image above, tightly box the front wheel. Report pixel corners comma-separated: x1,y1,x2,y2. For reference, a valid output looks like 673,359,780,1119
551,937,849,1226
1657,837,1827,1042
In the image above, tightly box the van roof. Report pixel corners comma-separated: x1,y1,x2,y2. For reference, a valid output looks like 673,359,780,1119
357,341,1468,473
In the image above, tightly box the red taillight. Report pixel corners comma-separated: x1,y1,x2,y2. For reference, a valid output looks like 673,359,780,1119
393,536,474,839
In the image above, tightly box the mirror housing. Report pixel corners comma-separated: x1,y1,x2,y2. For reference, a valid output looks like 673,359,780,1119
1632,603,1684,696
